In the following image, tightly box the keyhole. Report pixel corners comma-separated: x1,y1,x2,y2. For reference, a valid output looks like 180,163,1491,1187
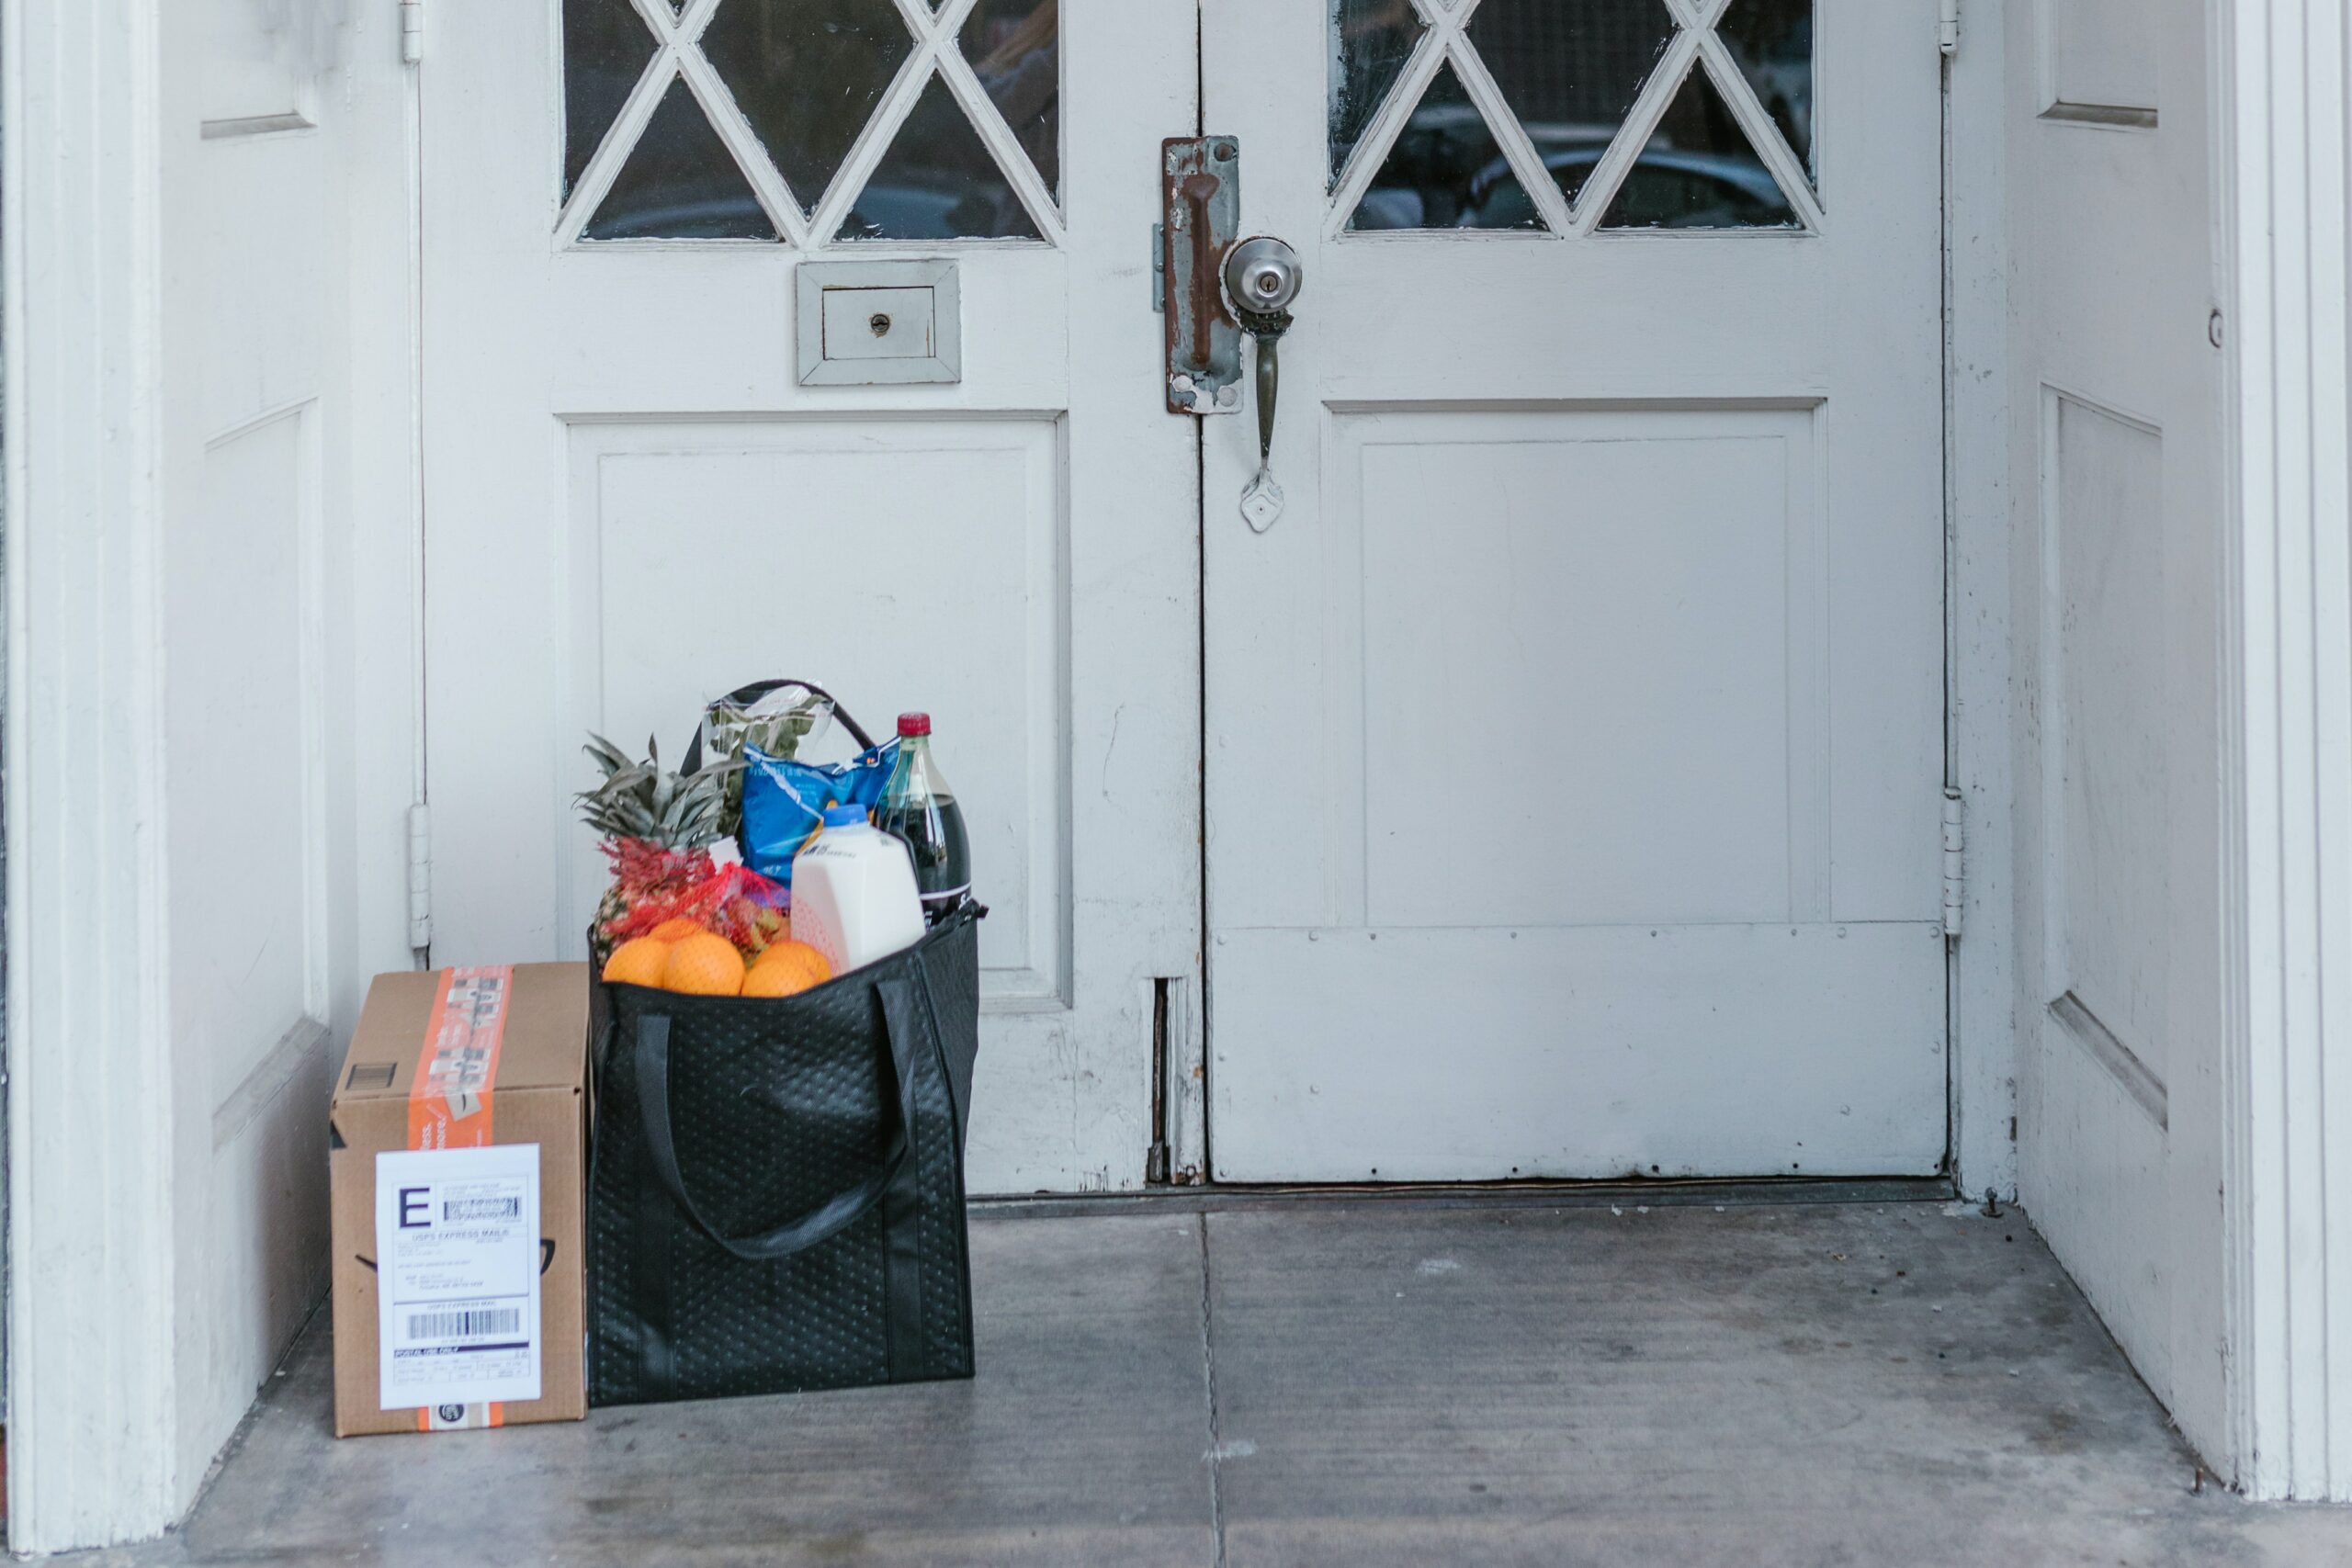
869,312,892,337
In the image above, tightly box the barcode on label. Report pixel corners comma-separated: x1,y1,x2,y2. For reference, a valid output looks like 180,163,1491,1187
444,1196,520,1222
406,1308,520,1340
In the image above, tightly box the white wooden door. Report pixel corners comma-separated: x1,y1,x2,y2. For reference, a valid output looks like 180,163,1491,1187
1202,0,1948,1180
2006,0,2227,1435
422,0,1200,1192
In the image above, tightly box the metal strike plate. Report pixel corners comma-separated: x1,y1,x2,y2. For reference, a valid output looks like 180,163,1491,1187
1161,136,1243,416
796,258,961,386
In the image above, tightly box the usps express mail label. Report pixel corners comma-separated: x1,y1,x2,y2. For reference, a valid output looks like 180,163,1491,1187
373,1144,542,1410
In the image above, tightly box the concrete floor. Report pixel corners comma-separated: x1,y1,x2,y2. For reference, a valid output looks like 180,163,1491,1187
61,1193,2352,1566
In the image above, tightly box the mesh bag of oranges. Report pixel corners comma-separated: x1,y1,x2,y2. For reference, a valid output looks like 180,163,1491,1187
601,918,834,999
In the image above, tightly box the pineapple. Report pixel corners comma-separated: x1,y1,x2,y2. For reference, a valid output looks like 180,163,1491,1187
576,734,739,962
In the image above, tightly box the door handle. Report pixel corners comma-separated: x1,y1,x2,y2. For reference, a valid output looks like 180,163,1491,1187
1157,141,1304,531
1223,236,1303,532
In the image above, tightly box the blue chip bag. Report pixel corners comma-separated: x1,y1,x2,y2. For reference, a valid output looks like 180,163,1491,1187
739,739,900,886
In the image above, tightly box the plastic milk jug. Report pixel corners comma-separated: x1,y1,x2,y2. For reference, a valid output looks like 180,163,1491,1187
790,803,925,975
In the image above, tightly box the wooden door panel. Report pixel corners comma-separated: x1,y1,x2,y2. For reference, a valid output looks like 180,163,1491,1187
1203,0,1946,1179
1213,923,1945,1183
1349,407,1814,931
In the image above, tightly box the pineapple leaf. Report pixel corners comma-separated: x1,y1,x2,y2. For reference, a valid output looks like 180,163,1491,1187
582,732,634,778
574,731,742,849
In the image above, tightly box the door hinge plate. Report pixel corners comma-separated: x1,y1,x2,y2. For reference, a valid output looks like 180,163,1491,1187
407,802,433,951
1941,787,1964,939
401,0,424,64
1939,0,1960,57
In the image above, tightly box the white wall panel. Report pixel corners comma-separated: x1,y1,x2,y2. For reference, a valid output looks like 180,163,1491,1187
2045,392,2169,1089
1351,413,1810,931
173,409,326,1106
2041,0,2160,119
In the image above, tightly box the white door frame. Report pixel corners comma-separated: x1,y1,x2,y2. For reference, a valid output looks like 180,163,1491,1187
3,0,426,1551
1944,0,2022,1209
2217,0,2352,1502
3,0,180,1550
7,0,2351,1551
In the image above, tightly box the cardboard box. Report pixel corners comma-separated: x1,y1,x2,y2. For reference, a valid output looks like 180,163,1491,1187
330,963,591,1437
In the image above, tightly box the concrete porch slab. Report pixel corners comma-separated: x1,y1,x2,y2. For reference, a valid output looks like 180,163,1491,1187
52,1198,2352,1566
1204,1200,2336,1566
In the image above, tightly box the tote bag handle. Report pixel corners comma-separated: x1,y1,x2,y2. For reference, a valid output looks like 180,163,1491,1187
682,678,879,774
633,977,924,1262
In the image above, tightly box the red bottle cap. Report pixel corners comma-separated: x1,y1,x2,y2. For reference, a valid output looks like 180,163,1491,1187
898,712,932,737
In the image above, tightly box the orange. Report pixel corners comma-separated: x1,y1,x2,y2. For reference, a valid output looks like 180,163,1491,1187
601,935,671,987
662,932,745,996
743,940,831,998
648,917,707,942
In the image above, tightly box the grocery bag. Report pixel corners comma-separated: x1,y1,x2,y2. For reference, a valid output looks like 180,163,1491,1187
586,902,981,1404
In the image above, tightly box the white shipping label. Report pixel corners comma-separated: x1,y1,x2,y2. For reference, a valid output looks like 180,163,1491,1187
373,1143,542,1411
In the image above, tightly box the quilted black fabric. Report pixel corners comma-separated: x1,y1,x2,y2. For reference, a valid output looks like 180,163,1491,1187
587,907,979,1405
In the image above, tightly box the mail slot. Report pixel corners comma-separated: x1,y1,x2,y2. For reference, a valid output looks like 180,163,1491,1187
822,286,934,362
796,260,961,386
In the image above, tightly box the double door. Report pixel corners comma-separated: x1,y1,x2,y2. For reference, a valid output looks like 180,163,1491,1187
424,0,1945,1189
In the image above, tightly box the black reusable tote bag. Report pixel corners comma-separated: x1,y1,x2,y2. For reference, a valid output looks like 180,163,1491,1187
587,903,981,1405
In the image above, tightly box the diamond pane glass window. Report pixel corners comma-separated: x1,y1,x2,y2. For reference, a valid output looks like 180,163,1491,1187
1718,0,1815,184
1600,63,1799,230
1350,62,1538,231
1330,0,1428,185
834,74,1042,241
562,0,1057,245
961,1,1060,200
699,0,910,218
1467,0,1676,209
563,0,658,199
1329,0,1814,236
586,76,779,241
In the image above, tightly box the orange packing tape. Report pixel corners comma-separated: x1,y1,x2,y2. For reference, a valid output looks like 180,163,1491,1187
405,964,517,1431
407,965,514,1151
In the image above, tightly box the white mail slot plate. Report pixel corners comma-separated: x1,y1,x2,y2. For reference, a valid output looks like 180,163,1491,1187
796,260,961,386
822,287,935,362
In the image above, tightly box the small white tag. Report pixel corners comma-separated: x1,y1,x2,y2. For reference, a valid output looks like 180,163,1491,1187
374,1144,542,1412
707,836,743,870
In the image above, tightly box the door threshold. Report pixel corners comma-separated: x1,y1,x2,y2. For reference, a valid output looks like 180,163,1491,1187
975,1175,1959,1220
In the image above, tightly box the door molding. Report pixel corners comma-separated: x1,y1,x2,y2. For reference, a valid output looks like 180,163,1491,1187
1943,0,2021,1205
3,0,183,1549
2218,0,2352,1503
